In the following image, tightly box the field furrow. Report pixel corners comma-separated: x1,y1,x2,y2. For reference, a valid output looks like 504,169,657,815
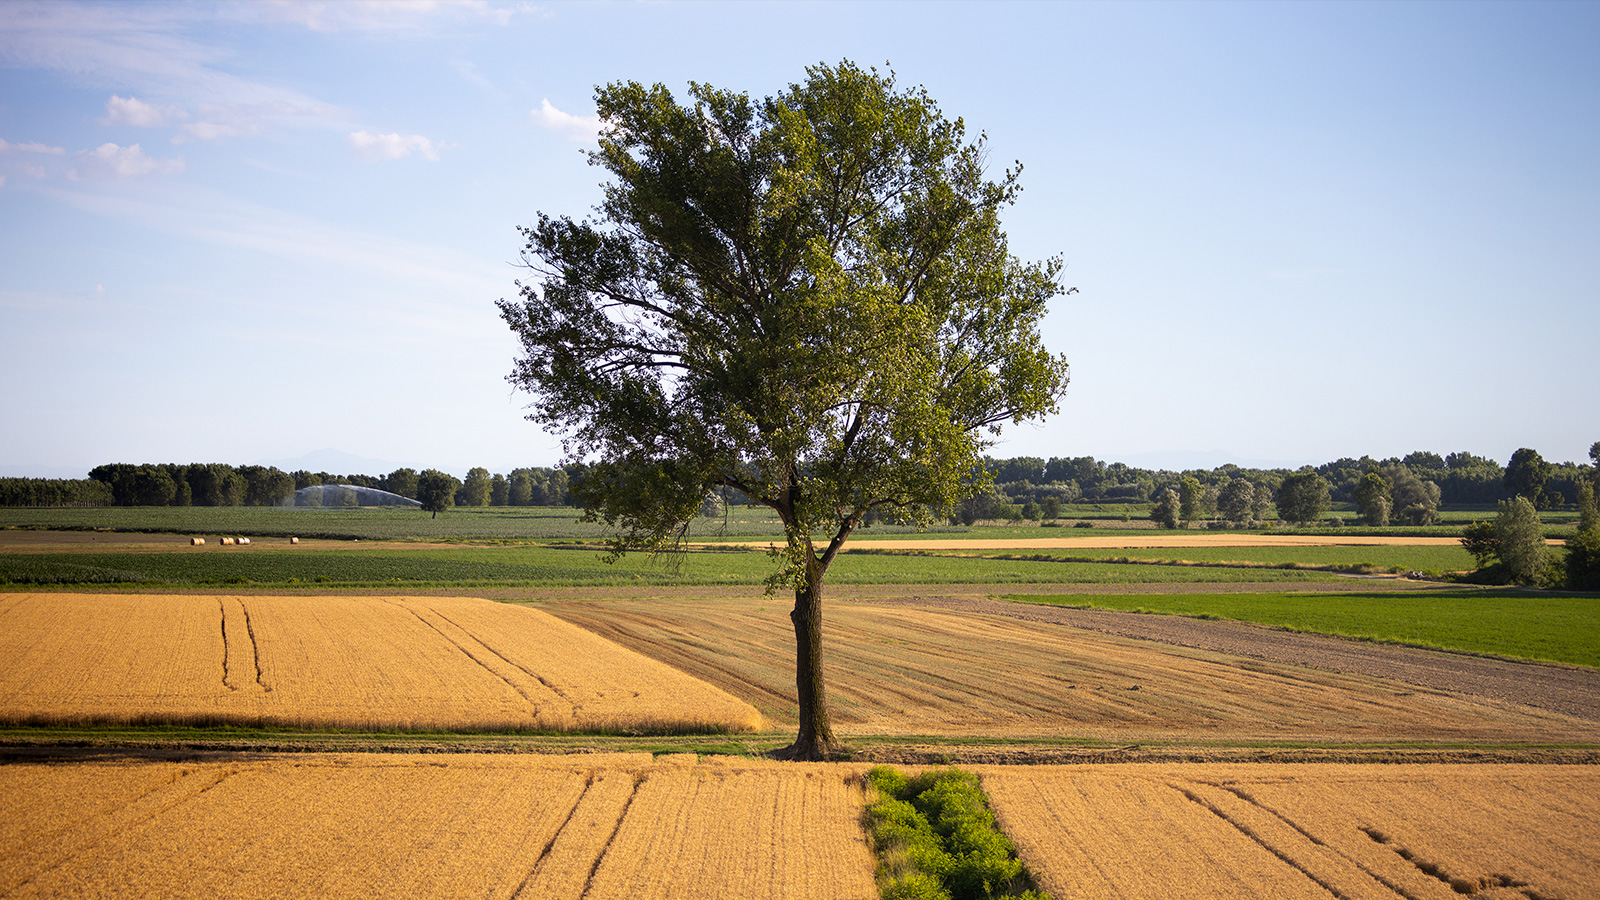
0,594,763,734
980,764,1600,900
0,755,878,900
545,596,1597,743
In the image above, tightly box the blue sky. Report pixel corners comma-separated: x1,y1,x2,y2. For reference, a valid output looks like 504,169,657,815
2,0,1596,478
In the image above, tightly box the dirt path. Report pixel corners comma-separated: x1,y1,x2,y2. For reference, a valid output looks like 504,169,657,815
851,593,1600,722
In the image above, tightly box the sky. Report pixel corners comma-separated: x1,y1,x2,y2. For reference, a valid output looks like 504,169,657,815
2,0,1596,479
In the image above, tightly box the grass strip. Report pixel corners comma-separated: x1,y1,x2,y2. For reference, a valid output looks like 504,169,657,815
1008,590,1600,669
0,546,1332,587
865,766,1051,900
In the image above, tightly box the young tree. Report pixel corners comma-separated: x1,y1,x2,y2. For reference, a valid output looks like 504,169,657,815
1150,487,1180,529
1276,471,1331,523
1354,471,1392,526
460,467,492,507
1217,477,1255,525
499,62,1070,759
1178,476,1204,525
1386,463,1441,526
1495,495,1548,586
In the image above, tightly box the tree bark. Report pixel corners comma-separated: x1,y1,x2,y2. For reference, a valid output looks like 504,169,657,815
779,555,841,760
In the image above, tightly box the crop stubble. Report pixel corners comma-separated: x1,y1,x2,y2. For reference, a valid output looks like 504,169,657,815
0,753,878,900
0,593,762,733
979,763,1600,900
541,595,1598,744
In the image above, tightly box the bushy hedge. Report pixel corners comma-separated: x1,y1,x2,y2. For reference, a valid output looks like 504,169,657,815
866,767,1050,900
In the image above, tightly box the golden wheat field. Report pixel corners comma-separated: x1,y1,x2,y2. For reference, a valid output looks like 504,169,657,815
3,756,1595,900
0,753,878,900
543,596,1597,744
979,763,1600,900
0,593,763,733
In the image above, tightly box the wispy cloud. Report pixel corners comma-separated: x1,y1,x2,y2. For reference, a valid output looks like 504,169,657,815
236,0,521,32
530,99,600,141
67,143,184,180
0,138,66,155
348,130,443,162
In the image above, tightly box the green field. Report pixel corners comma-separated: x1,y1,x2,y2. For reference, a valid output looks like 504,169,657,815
0,544,1333,587
1009,590,1600,668
970,544,1481,573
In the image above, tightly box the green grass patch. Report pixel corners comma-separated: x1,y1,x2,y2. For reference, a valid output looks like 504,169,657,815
866,766,1050,900
1008,590,1600,668
1013,544,1477,573
0,545,1333,587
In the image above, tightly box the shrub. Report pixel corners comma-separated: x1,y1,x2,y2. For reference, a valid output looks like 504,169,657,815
866,767,1049,900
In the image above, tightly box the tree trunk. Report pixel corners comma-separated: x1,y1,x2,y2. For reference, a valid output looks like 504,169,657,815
779,557,841,761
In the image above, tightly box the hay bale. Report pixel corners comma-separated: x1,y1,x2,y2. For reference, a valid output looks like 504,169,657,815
190,537,205,546
220,537,235,545
236,537,251,545
289,537,300,544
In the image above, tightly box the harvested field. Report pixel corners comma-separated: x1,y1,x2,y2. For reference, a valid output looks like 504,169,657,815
541,594,1600,744
980,763,1600,900
0,593,762,733
0,753,877,900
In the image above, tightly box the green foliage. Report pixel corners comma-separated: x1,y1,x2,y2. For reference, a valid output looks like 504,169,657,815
1149,487,1180,529
1496,495,1550,586
1506,448,1553,509
866,767,1048,900
1276,470,1331,523
499,60,1070,757
1216,477,1255,525
1354,472,1392,526
1459,520,1499,569
416,469,460,519
1564,525,1600,591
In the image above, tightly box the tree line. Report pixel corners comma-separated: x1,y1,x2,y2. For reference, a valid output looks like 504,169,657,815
0,463,589,510
1,446,1592,517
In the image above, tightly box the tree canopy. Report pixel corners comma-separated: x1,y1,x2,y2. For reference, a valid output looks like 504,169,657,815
498,61,1070,758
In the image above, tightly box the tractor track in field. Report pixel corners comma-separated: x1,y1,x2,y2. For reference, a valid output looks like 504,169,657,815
854,593,1600,723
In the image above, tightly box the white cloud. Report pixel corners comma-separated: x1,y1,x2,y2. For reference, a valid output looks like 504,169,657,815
530,99,600,141
67,143,185,180
0,138,66,154
100,94,182,127
238,0,519,33
348,130,442,162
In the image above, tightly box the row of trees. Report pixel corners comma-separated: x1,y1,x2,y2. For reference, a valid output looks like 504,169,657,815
0,477,114,507
979,441,1593,518
62,463,588,510
5,447,1591,517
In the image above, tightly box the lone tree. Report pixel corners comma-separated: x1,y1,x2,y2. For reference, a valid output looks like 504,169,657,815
416,469,459,519
498,61,1070,760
